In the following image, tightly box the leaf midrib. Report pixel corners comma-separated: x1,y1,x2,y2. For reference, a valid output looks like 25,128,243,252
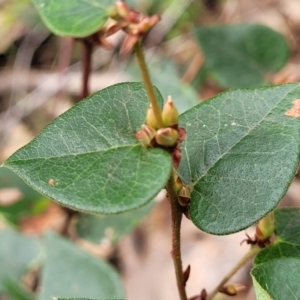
4,143,140,165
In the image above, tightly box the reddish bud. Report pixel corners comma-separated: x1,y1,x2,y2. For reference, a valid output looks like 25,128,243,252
155,127,179,147
162,96,179,127
171,148,182,169
183,265,191,285
256,211,275,241
135,124,156,147
128,9,142,23
120,35,139,54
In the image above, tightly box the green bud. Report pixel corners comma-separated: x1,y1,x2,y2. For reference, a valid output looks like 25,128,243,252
256,211,275,241
146,105,159,130
155,127,179,147
107,1,129,20
220,284,245,296
135,124,156,147
162,96,179,127
173,171,183,193
178,185,191,207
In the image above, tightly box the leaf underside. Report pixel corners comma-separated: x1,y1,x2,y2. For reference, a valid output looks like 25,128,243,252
40,233,124,300
31,0,113,37
251,208,300,300
3,82,171,215
0,229,40,292
178,83,300,234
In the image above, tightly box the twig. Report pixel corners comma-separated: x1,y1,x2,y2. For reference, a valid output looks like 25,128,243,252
166,176,188,300
145,0,193,47
8,24,49,105
56,37,74,99
81,40,93,100
207,245,261,300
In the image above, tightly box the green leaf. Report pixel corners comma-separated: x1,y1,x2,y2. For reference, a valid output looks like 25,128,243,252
3,82,171,214
255,208,300,265
252,277,272,300
251,208,300,299
31,0,113,37
39,232,124,300
178,83,300,234
0,167,49,224
76,201,154,244
0,229,40,291
252,258,300,300
194,24,289,88
2,279,36,300
54,299,125,300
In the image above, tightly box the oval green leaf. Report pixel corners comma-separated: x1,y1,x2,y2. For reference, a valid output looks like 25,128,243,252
0,229,40,291
76,201,154,244
0,167,49,224
39,232,124,300
178,83,300,234
31,0,113,37
195,24,289,88
252,258,300,300
3,82,171,214
251,208,300,299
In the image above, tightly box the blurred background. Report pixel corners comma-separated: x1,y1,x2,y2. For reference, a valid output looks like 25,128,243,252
1,0,300,299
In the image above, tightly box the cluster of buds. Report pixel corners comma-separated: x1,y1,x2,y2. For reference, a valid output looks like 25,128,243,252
91,1,160,53
135,96,186,168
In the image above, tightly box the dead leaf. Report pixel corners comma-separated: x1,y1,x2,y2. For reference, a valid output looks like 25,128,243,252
0,187,23,205
285,99,300,118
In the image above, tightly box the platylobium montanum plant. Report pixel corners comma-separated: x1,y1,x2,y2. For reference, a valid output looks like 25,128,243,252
2,1,300,300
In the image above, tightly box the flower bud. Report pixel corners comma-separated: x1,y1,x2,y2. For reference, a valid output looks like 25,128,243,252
256,211,275,241
220,284,245,296
135,124,156,147
125,15,160,36
173,171,183,193
178,185,191,207
162,96,179,127
146,105,159,129
108,1,129,21
155,127,179,147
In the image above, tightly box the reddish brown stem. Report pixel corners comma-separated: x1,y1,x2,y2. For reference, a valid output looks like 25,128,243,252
81,40,93,100
166,176,188,300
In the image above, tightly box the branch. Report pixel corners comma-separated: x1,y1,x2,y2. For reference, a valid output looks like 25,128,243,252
207,244,261,300
80,39,93,100
166,176,188,300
